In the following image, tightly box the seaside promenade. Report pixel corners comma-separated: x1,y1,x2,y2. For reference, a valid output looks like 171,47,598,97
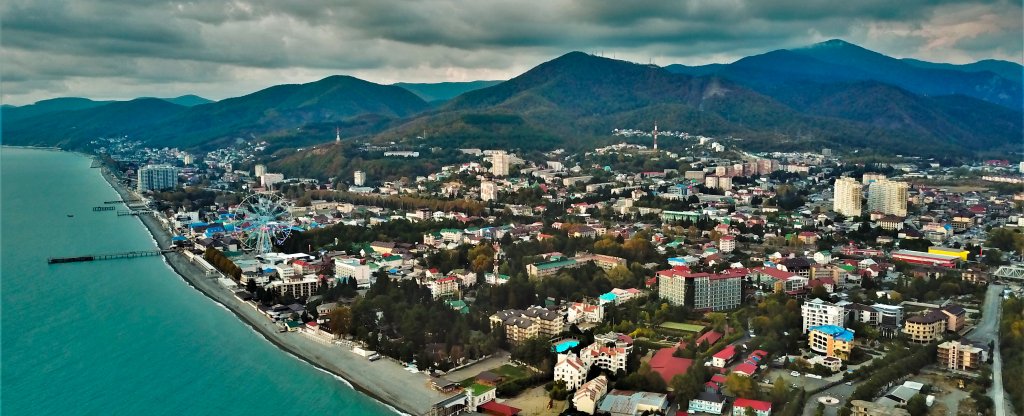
100,166,448,415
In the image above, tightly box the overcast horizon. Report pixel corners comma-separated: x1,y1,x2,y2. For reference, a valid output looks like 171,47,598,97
3,0,1022,106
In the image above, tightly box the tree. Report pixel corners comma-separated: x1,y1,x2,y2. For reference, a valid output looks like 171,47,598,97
771,377,789,405
327,306,353,335
905,394,927,416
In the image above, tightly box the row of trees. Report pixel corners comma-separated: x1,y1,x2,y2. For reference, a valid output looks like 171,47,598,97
1001,296,1024,416
839,343,937,416
203,248,241,279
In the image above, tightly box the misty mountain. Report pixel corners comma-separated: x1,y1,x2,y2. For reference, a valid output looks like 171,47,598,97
667,39,1022,110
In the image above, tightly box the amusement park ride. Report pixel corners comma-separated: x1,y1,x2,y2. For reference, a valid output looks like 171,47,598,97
234,192,293,254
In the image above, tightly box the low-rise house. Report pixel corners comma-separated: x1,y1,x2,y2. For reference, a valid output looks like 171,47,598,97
687,392,726,415
711,345,736,368
732,398,772,416
567,302,605,325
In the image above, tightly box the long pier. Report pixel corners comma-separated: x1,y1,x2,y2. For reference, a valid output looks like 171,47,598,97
118,210,154,216
48,249,176,264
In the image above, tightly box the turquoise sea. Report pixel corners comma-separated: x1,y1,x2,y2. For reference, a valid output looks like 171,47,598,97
1,148,392,415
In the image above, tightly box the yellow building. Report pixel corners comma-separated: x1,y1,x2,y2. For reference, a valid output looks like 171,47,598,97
903,310,947,344
928,246,969,261
808,325,855,361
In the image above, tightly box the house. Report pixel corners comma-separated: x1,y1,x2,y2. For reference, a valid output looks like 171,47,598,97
554,353,588,390
687,392,726,415
567,302,605,325
695,330,723,347
573,375,609,415
732,398,773,416
711,345,736,368
732,362,757,377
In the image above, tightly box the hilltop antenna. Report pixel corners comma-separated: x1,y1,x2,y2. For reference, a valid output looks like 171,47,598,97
653,121,659,151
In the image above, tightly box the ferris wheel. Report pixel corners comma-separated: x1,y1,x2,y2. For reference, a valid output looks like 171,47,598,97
235,192,293,254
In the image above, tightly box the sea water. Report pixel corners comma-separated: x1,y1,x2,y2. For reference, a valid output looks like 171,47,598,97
1,148,391,415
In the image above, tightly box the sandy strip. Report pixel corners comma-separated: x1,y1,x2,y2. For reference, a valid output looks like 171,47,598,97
97,163,448,415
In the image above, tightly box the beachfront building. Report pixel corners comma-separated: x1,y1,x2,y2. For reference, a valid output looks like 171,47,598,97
937,340,988,372
266,274,321,299
335,258,372,288
903,310,947,344
833,177,863,217
489,306,565,345
137,164,178,192
573,375,608,415
808,325,855,360
802,298,848,333
554,353,588,390
657,267,743,311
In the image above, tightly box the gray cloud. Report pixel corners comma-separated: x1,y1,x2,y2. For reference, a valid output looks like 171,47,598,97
1,0,1020,105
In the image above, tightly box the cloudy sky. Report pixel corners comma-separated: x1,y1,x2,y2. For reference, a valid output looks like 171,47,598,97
3,0,1022,105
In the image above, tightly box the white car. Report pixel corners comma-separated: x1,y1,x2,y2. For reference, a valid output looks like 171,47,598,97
791,371,801,377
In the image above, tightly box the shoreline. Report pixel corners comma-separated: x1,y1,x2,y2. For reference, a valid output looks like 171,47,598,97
94,159,445,416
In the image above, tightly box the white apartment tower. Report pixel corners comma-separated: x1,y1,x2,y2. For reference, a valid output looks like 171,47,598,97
480,180,498,201
254,164,267,178
137,165,178,192
354,170,366,186
490,151,510,177
867,179,909,217
801,298,848,333
833,177,863,217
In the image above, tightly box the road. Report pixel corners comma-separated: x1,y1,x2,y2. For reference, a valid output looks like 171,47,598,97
967,284,1012,416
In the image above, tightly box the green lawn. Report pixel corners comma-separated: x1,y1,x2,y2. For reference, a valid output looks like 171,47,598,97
493,364,531,379
659,321,706,333
463,382,496,396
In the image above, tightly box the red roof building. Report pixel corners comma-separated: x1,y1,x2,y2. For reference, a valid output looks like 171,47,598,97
695,330,723,346
733,398,772,416
649,347,695,383
479,400,521,416
732,363,757,377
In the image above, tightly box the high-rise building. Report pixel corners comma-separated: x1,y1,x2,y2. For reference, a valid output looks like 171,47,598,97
480,180,497,201
182,153,193,165
868,179,909,217
353,170,366,186
802,298,848,333
137,165,178,192
861,173,886,184
657,268,744,311
490,151,510,176
833,177,863,217
254,164,267,178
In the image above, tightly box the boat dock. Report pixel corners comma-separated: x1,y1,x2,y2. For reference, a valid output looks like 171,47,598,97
92,206,115,211
117,210,154,216
48,249,176,264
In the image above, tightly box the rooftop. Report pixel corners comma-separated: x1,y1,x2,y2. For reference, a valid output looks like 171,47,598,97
808,325,855,342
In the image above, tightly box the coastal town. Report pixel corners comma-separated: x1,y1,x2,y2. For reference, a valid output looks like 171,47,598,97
86,129,1023,416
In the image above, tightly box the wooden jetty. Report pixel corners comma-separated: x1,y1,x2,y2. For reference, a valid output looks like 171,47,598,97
48,249,175,264
92,206,115,211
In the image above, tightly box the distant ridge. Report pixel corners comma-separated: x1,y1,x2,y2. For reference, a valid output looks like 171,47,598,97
394,81,503,103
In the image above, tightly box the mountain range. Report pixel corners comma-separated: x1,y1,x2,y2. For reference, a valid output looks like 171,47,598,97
3,39,1021,164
